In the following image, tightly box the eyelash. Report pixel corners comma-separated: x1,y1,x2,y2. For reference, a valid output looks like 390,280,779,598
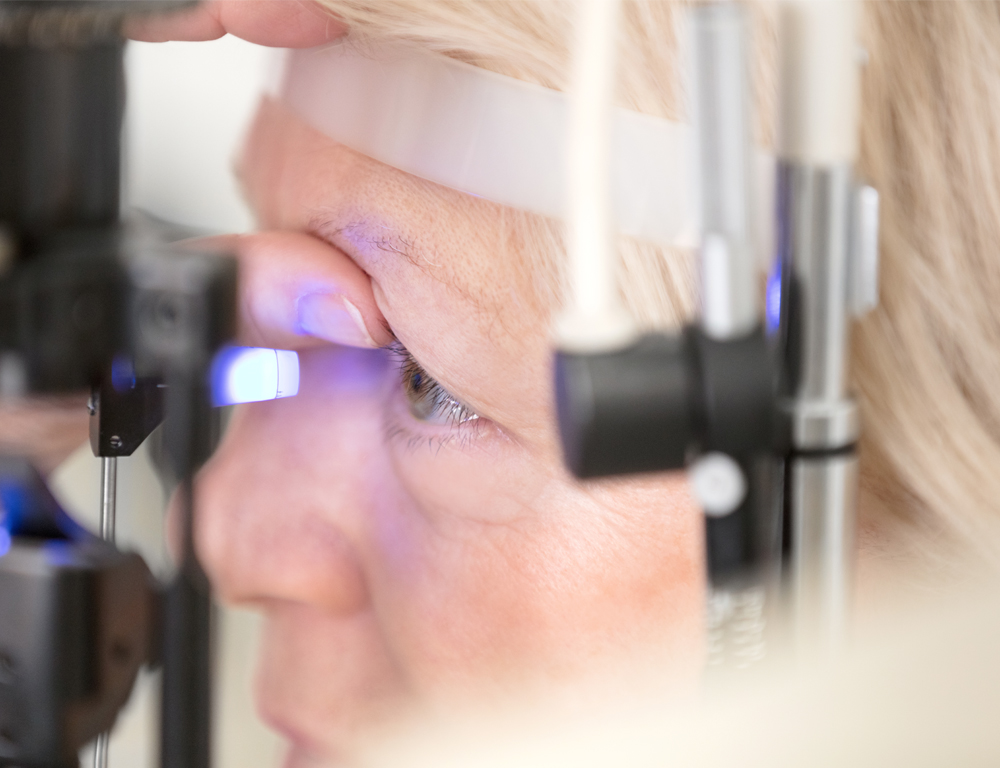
388,342,480,427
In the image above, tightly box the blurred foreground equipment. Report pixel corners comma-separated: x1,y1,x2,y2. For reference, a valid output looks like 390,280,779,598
0,2,236,767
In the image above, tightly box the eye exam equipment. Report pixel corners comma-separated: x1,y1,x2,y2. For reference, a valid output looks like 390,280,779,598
0,2,297,767
554,0,878,668
556,0,780,669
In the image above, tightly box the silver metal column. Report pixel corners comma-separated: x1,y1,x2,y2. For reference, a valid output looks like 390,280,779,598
691,1,758,341
93,456,118,768
99,456,117,542
788,453,857,651
779,163,859,655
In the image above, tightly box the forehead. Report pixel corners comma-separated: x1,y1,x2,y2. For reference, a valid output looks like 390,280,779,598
242,98,551,323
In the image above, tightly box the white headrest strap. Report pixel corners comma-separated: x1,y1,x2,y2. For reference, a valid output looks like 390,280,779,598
279,41,700,248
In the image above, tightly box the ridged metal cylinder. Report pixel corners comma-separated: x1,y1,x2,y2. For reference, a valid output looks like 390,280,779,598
777,161,859,655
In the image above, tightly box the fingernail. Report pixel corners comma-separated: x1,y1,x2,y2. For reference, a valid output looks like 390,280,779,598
296,294,377,347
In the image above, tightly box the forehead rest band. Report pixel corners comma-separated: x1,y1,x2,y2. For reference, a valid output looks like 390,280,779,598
280,40,772,250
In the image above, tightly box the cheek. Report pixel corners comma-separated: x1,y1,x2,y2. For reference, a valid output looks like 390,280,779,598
377,423,705,695
195,343,705,705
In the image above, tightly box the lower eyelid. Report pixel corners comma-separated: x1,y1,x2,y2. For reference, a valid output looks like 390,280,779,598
382,410,488,454
382,381,492,453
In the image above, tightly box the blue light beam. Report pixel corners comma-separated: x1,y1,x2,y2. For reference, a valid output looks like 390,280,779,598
210,347,300,407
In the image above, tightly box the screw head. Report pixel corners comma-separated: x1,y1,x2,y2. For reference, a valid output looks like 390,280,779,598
689,452,747,517
109,435,123,449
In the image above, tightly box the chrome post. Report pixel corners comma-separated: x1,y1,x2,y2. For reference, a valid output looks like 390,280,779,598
93,455,118,768
691,1,758,341
100,456,117,543
773,0,868,657
778,162,860,655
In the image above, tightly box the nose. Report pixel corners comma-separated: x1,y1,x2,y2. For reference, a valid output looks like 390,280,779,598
196,343,391,615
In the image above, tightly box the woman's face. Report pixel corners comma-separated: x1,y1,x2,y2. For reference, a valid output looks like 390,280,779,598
195,97,704,766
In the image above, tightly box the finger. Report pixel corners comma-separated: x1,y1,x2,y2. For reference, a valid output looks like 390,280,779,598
187,232,393,350
125,0,346,47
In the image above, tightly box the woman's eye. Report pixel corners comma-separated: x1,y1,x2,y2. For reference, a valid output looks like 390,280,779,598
391,343,480,426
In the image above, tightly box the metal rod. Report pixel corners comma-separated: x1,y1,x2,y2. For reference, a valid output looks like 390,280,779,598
691,2,758,341
775,0,862,655
778,159,859,659
93,733,110,768
93,455,118,768
99,456,117,543
557,0,635,352
788,452,857,652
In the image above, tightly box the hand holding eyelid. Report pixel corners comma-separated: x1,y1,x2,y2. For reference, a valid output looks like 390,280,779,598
188,231,393,351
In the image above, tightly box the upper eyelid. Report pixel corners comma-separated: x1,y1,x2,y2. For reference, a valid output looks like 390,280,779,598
308,216,426,271
387,342,480,416
386,341,436,389
387,342,448,392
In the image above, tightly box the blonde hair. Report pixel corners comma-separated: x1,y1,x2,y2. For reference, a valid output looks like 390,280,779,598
314,0,1000,564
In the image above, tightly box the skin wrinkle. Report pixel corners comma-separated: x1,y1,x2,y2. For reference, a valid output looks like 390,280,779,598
389,463,531,547
298,146,531,315
381,415,492,457
379,427,547,549
484,298,513,347
319,219,423,270
382,424,520,491
310,214,493,316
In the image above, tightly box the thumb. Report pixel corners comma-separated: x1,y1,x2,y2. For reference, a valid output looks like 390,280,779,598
186,231,393,351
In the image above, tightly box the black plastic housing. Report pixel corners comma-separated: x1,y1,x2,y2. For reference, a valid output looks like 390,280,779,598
554,326,778,586
0,42,124,242
555,327,775,478
555,334,696,477
0,459,156,768
0,239,129,393
90,370,165,458
703,455,783,585
693,329,775,455
0,540,155,768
